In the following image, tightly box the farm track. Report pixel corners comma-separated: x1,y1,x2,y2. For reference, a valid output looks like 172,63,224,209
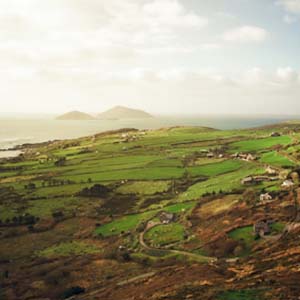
139,222,216,263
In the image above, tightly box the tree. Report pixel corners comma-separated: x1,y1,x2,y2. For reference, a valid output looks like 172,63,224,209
78,184,111,197
243,188,257,206
63,286,85,299
55,156,66,167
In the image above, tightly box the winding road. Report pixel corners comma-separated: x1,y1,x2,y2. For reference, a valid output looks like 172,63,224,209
139,221,217,263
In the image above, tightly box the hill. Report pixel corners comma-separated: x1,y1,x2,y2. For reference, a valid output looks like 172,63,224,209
56,111,95,120
97,106,153,119
1,123,300,300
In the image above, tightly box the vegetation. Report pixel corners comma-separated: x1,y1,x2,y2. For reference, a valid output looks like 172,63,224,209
0,123,299,300
230,136,291,152
37,241,101,257
217,289,264,300
260,151,295,167
144,223,185,247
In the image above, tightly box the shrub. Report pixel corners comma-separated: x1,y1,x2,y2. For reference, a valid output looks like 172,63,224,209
78,184,111,198
62,286,85,299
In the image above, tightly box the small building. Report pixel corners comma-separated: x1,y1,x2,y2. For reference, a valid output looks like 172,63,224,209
241,177,254,185
121,133,129,138
281,180,294,189
159,212,175,224
265,166,278,176
260,193,273,202
253,220,271,237
207,153,214,158
246,154,256,161
270,132,281,137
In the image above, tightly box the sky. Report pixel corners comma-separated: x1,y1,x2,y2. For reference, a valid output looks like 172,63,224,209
0,0,300,115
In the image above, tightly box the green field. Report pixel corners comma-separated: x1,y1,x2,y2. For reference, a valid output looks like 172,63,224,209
95,201,196,237
230,136,292,152
260,151,295,167
37,241,101,257
0,123,299,299
228,226,255,248
145,223,185,247
188,160,242,177
116,181,171,195
180,165,264,201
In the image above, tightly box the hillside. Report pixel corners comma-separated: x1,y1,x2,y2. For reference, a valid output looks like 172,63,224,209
56,111,95,120
0,123,300,300
98,106,153,119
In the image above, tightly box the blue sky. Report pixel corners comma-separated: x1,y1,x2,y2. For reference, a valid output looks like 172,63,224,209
0,0,300,115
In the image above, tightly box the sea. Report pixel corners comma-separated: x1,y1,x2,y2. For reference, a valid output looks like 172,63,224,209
0,115,299,156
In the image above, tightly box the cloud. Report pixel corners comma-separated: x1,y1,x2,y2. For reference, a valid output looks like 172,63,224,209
283,14,298,23
277,0,300,14
0,0,209,69
223,26,269,43
276,67,299,82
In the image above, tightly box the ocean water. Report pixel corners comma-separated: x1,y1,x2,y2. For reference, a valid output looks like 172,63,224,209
0,116,298,150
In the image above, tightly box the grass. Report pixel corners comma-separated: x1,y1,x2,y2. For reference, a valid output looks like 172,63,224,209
217,289,264,300
144,223,185,247
228,226,255,248
96,212,152,237
26,197,81,217
116,180,171,195
260,151,295,167
230,136,292,152
57,166,185,182
95,201,196,237
180,165,264,201
228,222,285,256
188,160,242,177
198,195,239,216
37,241,101,257
270,222,285,233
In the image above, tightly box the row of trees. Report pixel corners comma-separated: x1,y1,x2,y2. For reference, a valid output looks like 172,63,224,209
0,214,38,227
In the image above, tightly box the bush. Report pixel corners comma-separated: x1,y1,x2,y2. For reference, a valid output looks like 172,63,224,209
62,286,85,299
78,184,111,198
55,157,67,167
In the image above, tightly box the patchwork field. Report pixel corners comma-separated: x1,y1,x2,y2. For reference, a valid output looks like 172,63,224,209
1,123,300,300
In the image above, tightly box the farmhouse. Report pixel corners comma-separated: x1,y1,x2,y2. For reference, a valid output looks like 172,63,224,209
253,220,271,237
260,193,273,203
232,153,257,161
159,212,175,224
281,180,294,189
265,166,278,176
241,177,254,185
270,132,281,137
241,175,278,185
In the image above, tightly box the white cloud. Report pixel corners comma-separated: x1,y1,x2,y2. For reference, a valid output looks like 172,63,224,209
142,0,208,29
277,0,300,14
276,67,299,82
223,26,268,43
283,14,298,23
0,0,209,69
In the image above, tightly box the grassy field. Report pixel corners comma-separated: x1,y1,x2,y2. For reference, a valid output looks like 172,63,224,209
144,223,185,247
37,241,101,257
116,181,171,195
95,201,196,237
0,124,299,299
230,136,292,152
180,165,264,201
260,151,295,167
198,195,239,216
188,160,242,177
228,226,255,248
